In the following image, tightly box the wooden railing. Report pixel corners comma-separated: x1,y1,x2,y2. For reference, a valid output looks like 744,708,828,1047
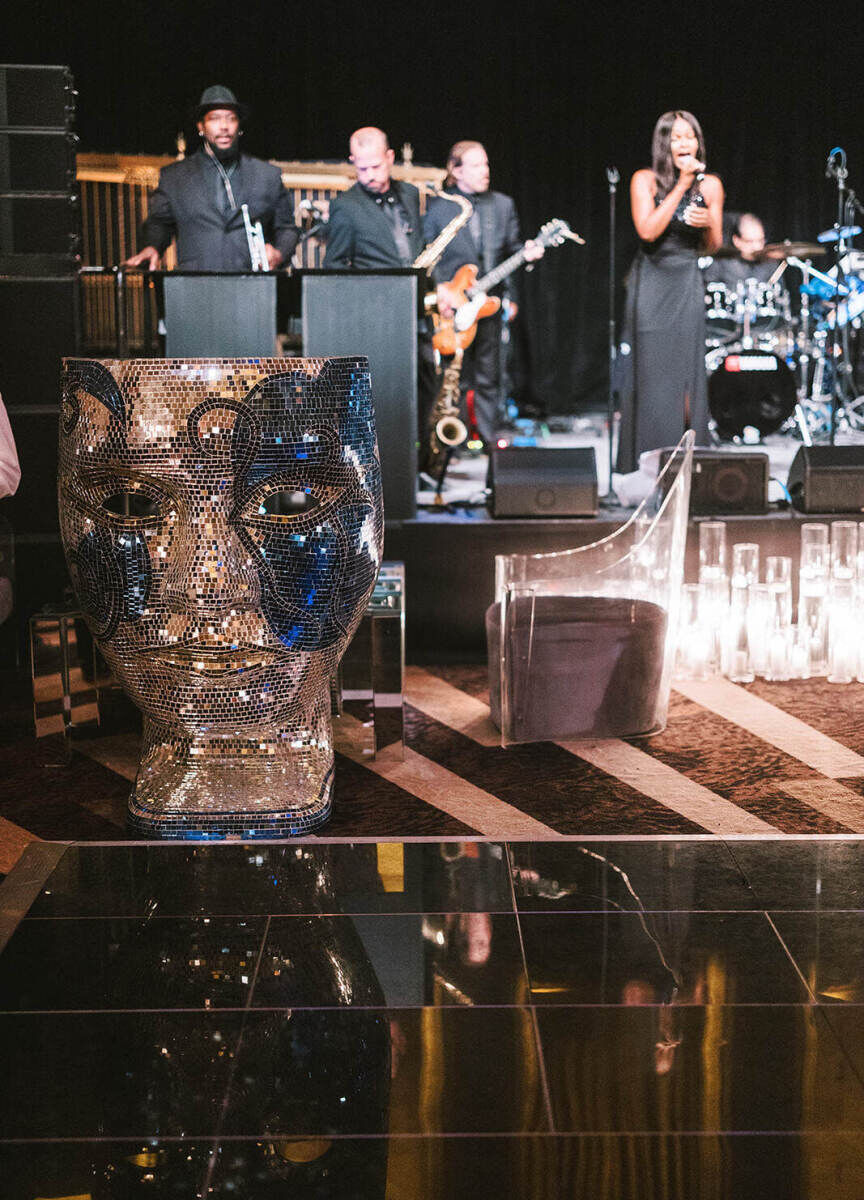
75,152,446,352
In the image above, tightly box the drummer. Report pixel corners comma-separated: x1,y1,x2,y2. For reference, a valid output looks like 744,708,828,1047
705,212,776,289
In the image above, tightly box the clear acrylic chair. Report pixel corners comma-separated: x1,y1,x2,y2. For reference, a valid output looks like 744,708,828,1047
487,431,694,745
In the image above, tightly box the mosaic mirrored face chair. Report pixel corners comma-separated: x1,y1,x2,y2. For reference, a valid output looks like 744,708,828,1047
487,431,694,743
59,357,383,836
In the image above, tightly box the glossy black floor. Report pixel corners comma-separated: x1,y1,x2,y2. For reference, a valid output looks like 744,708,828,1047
1,837,864,1199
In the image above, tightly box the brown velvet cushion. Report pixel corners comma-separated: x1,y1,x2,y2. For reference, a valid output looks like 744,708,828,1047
486,594,667,741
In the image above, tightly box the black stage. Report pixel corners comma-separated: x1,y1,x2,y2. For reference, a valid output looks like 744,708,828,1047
385,504,864,660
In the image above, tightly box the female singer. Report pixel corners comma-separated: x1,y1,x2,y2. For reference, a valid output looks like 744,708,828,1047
618,110,724,472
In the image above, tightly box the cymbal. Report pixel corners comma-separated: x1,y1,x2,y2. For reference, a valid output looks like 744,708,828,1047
763,240,826,260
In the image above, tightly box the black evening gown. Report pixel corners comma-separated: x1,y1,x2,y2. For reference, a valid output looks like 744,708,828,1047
617,187,709,473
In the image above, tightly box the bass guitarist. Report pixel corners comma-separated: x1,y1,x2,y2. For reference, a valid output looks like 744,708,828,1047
424,141,544,446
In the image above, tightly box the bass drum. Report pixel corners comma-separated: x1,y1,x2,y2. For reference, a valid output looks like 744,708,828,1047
708,351,797,439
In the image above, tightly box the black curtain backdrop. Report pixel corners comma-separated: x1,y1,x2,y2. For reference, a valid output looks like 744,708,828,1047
4,0,863,413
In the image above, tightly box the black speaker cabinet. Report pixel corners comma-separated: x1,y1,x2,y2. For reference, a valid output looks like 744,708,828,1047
0,65,75,128
0,276,78,405
787,445,864,513
488,446,598,517
660,447,768,514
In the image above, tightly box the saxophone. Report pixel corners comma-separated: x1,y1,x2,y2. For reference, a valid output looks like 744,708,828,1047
414,187,472,492
413,186,473,271
425,345,467,491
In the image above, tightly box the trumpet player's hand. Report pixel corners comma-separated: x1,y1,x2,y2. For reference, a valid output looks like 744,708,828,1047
123,246,160,270
436,283,457,318
265,244,284,270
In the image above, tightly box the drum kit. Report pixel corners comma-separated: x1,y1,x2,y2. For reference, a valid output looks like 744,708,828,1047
704,231,864,440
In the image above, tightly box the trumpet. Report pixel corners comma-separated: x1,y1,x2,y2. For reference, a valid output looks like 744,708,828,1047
242,203,270,272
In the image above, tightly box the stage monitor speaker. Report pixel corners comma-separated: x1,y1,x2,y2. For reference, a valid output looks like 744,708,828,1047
488,446,598,518
659,447,768,514
787,445,864,513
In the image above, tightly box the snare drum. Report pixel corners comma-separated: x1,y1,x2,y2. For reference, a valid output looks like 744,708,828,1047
708,350,797,439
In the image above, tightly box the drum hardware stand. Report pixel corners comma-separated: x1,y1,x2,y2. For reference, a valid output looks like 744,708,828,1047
794,403,812,446
785,254,849,437
602,165,620,504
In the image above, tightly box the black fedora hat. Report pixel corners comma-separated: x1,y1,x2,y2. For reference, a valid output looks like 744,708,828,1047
194,84,249,122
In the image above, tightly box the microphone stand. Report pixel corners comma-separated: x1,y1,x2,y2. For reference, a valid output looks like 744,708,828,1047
603,166,620,502
826,148,848,444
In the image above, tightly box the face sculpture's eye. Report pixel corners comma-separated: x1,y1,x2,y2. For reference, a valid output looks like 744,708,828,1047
254,489,321,520
101,490,164,520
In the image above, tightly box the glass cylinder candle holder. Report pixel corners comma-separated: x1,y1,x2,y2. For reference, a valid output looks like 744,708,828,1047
731,542,759,590
798,574,828,677
700,576,729,672
764,587,792,682
831,521,858,581
789,625,810,679
675,583,713,680
747,583,772,677
856,629,864,684
828,579,857,684
725,583,754,683
698,521,727,581
800,523,830,578
765,556,793,627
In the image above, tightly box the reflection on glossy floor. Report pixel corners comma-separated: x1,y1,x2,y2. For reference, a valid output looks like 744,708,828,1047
2,837,864,1198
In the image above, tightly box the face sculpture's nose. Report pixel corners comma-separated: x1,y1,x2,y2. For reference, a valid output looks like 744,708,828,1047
160,405,261,617
162,494,261,616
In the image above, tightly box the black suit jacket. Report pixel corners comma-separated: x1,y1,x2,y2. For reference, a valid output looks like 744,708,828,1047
141,151,299,271
323,181,424,269
423,188,523,295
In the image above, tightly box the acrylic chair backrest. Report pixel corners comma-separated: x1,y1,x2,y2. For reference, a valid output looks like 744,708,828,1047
492,431,694,744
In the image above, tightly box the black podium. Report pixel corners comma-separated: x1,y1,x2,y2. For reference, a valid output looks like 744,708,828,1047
162,271,277,357
301,269,421,521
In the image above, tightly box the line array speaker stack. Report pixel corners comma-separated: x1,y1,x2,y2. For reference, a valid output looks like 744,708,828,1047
0,65,81,661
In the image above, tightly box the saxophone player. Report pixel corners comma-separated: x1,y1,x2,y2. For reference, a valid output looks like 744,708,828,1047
324,127,437,464
424,141,543,447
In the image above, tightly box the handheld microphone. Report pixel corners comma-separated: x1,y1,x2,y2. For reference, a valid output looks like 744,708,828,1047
681,154,705,182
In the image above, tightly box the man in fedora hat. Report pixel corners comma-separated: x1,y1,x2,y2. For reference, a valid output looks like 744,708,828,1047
125,85,298,272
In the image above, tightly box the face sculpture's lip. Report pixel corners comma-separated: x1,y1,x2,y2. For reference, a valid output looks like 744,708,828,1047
148,645,283,676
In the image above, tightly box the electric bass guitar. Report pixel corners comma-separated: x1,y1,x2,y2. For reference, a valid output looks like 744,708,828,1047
430,218,583,356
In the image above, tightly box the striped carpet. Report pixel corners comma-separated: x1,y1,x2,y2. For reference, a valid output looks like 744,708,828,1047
4,666,864,868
